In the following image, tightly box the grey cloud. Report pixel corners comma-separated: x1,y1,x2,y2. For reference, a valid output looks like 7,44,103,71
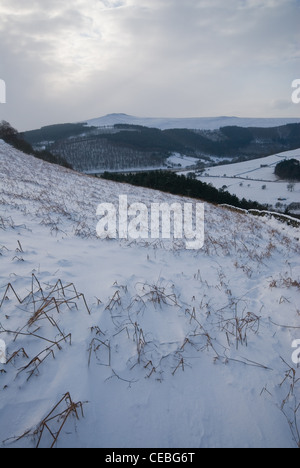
0,0,299,131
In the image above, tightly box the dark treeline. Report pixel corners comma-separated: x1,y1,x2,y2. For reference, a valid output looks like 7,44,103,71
101,170,268,211
100,123,300,157
50,136,165,172
23,123,96,145
275,159,300,181
0,120,72,169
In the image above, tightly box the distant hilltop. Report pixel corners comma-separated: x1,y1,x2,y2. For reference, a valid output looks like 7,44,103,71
85,113,300,131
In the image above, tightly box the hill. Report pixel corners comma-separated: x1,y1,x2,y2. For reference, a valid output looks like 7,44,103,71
22,119,300,173
86,113,300,131
0,140,299,448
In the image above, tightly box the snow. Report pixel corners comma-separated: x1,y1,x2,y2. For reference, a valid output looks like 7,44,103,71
85,113,300,131
166,153,199,168
0,139,299,448
181,149,300,211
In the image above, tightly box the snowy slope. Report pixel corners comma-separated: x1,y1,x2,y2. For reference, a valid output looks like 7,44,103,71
0,140,299,448
181,149,300,212
85,113,300,130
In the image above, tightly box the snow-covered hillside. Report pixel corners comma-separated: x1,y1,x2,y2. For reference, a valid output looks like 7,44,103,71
182,149,300,213
85,113,300,131
0,140,299,448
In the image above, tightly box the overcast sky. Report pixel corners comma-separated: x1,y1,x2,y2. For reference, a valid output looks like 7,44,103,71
0,0,299,131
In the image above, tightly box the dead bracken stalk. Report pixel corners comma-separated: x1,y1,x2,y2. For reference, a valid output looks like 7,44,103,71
36,393,85,448
217,306,261,350
88,337,111,367
269,274,300,290
144,360,156,379
105,290,122,311
0,274,90,317
10,392,86,448
136,281,179,307
0,275,90,384
279,358,300,448
172,357,185,376
6,348,29,364
16,240,24,253
16,348,56,381
0,283,23,309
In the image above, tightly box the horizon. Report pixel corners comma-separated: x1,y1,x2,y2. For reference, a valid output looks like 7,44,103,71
20,112,300,133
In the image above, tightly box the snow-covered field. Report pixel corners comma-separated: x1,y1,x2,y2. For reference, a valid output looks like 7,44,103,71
166,153,200,169
182,149,300,212
0,140,299,448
